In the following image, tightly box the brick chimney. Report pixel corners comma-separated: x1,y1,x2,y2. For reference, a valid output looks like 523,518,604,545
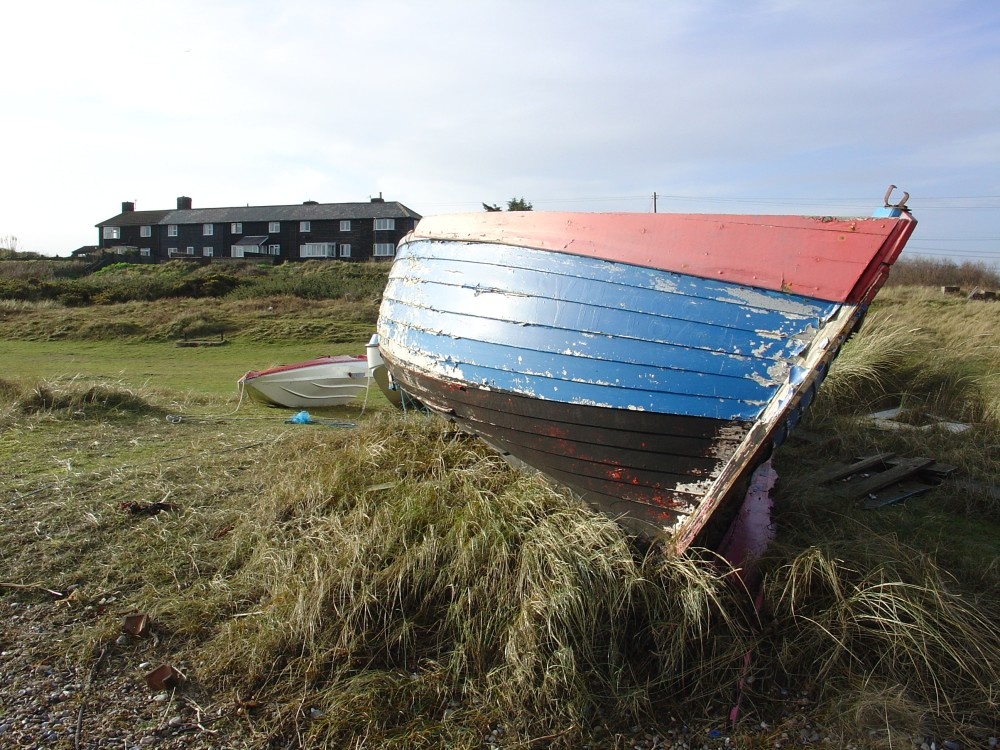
121,201,135,213
177,196,192,210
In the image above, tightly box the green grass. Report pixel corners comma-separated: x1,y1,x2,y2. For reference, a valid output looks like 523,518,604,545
2,287,999,748
0,257,391,305
1,294,382,401
1,339,369,398
0,294,379,343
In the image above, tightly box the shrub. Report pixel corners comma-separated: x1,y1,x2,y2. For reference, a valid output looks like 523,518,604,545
167,312,237,340
888,257,1000,289
168,272,241,298
57,288,93,307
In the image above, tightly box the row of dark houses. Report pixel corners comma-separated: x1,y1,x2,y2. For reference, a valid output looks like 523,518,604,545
91,195,422,263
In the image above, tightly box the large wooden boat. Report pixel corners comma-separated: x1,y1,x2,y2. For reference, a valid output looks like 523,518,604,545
376,194,916,551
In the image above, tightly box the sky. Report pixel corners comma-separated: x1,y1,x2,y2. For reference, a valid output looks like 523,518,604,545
2,0,999,264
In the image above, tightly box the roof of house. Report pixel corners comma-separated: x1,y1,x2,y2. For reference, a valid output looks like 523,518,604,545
97,200,421,228
234,236,268,246
97,209,173,228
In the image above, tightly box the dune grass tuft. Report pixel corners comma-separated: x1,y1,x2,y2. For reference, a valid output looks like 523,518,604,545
763,542,1000,740
190,414,757,745
20,379,163,418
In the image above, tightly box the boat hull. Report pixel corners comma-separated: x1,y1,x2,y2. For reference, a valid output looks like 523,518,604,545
377,210,915,551
239,355,369,408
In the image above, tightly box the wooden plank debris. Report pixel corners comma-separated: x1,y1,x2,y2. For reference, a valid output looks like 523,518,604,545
808,452,896,486
885,456,957,480
840,457,935,500
867,406,972,434
810,452,955,509
862,479,935,509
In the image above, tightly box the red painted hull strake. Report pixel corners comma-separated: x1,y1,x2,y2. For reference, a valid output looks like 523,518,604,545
410,211,916,304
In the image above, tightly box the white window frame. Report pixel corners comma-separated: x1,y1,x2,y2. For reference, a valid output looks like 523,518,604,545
268,244,280,255
186,246,195,255
299,220,311,232
374,218,395,231
269,221,280,232
339,244,351,258
103,227,121,239
231,245,244,258
300,242,336,258
140,248,151,257
168,225,178,237
203,247,214,257
373,243,395,257
140,226,151,238
231,222,242,234
168,247,178,255
203,224,214,236
340,220,351,231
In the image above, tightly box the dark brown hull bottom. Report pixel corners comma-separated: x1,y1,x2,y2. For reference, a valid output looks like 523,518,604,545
388,363,770,550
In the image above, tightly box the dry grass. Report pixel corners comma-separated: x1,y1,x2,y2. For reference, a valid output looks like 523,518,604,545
197,415,756,745
820,311,934,409
1,379,758,746
823,290,1000,423
2,285,999,748
4,375,996,747
814,288,1000,521
764,544,999,723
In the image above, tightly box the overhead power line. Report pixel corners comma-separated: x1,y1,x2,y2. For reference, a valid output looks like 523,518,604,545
421,192,1000,211
903,249,999,262
917,237,1000,242
906,246,999,258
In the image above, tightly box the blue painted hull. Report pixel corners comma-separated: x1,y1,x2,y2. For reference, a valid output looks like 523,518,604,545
377,235,877,550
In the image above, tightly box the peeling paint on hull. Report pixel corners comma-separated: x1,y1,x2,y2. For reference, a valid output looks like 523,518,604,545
376,210,916,551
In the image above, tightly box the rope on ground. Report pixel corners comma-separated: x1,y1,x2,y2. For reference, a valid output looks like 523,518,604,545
399,389,428,414
165,380,249,424
358,371,373,417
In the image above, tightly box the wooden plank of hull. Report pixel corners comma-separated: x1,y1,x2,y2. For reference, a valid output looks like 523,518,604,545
446,392,735,459
379,315,780,409
390,240,835,337
385,360,754,544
